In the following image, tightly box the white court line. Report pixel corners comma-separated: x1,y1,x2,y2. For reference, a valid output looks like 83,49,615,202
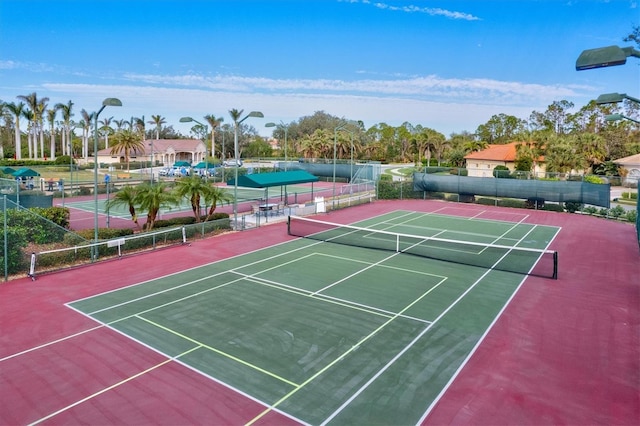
0,324,104,362
29,355,179,425
247,255,448,426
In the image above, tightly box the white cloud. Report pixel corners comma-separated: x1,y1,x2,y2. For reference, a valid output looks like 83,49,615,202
40,81,553,137
339,0,481,20
121,72,581,108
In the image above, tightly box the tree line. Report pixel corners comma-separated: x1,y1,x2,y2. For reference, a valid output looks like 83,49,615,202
0,95,638,177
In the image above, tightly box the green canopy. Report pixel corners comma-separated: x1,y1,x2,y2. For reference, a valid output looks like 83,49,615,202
227,170,318,188
12,167,40,178
174,161,191,167
0,166,15,174
193,162,214,169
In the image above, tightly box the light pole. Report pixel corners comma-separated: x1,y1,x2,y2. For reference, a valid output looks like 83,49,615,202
596,92,640,105
222,128,226,164
149,141,155,185
266,121,290,204
335,126,355,195
605,113,640,124
93,98,122,260
576,45,640,70
265,122,289,170
233,111,263,229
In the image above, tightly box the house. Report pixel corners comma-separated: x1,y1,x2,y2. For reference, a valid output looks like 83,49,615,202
96,139,207,167
613,153,640,186
464,142,545,177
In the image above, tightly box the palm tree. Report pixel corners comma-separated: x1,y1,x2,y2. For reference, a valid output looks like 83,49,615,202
113,118,128,131
5,102,25,159
135,182,178,231
55,100,73,156
110,129,144,172
204,114,224,159
132,116,145,139
35,98,48,159
545,137,584,175
335,131,352,160
431,134,449,166
47,108,57,160
17,92,49,159
23,109,34,159
148,115,166,140
17,93,36,158
173,175,212,222
204,185,233,221
79,109,93,160
99,116,114,149
463,139,489,153
105,185,141,230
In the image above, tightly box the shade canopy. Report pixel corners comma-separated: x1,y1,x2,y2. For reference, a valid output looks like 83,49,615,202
12,167,41,177
173,161,191,167
1,166,16,174
227,170,318,188
193,161,215,169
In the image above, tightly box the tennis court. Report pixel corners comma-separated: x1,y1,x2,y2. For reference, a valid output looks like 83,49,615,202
62,184,319,221
65,210,559,425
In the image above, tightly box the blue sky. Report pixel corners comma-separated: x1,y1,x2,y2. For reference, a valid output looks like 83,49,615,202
0,0,638,138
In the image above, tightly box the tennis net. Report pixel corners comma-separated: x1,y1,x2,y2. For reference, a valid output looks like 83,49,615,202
287,216,558,279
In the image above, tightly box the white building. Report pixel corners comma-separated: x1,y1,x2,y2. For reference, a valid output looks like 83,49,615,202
613,153,640,186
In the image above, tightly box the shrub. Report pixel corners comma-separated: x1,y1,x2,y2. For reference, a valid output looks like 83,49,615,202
525,198,545,209
424,192,446,200
0,227,28,274
458,193,475,203
476,197,498,206
542,203,564,212
31,206,70,229
564,201,583,213
583,175,605,184
74,227,133,241
377,179,422,199
498,199,526,208
493,165,511,178
583,206,598,215
609,205,626,218
5,208,67,244
449,168,468,176
626,209,637,223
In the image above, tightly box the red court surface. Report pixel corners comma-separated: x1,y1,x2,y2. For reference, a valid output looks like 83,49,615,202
1,200,638,425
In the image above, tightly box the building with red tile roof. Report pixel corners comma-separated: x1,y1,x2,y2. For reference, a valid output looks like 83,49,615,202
96,139,207,167
464,142,546,177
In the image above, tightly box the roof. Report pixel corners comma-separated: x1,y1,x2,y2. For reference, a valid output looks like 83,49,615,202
464,141,545,163
99,139,206,156
228,170,319,188
613,153,640,166
464,143,518,161
12,167,40,177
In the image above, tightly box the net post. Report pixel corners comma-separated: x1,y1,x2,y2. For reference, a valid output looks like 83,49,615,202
181,226,186,244
553,251,558,280
28,252,36,281
287,215,291,235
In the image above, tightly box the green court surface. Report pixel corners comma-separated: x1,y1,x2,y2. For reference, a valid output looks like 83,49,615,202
67,210,559,425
